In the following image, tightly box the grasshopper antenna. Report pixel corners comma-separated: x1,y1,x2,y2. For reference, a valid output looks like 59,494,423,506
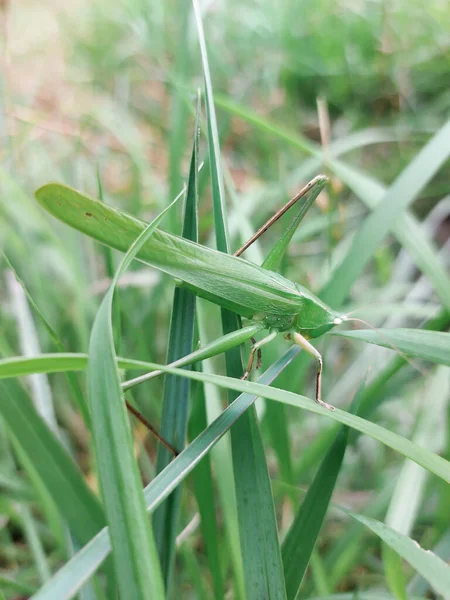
342,315,428,378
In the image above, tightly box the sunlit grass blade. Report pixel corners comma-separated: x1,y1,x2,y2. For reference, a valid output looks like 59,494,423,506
30,348,300,600
333,328,450,366
281,388,361,599
193,2,287,597
85,194,183,599
153,94,200,587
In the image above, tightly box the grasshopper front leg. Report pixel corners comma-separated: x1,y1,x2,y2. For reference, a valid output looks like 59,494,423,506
290,332,336,411
241,331,278,380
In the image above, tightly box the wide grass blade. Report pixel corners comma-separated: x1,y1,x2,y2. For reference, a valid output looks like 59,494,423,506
193,2,287,597
281,391,360,599
152,94,200,588
334,328,450,366
30,348,300,600
85,194,183,598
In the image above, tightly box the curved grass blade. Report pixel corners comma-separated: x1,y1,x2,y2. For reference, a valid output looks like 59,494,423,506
333,328,450,366
85,195,183,599
30,347,300,600
128,364,450,484
152,94,200,588
281,389,361,599
0,354,169,378
343,511,450,599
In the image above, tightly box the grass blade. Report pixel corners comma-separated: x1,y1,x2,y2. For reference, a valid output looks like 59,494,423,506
344,511,450,599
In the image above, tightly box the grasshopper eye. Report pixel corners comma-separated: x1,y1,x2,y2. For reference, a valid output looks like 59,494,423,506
333,317,343,326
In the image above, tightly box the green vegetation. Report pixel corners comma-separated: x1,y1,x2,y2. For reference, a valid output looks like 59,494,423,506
1,1,449,599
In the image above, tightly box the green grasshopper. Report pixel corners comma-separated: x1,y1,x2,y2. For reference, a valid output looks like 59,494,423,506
35,175,347,422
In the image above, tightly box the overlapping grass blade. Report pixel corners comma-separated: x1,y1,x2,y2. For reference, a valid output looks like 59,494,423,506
85,193,183,598
193,2,287,597
30,348,300,600
152,94,200,587
334,328,450,366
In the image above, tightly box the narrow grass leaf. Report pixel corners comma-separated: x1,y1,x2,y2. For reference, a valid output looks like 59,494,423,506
333,329,450,366
188,379,225,600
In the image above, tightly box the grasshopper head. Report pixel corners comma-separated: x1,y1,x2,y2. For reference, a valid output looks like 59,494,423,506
294,284,345,338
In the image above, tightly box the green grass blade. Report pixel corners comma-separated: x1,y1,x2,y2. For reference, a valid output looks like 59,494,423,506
193,3,287,597
281,390,360,599
320,120,450,306
30,347,300,600
85,196,182,599
153,95,200,587
0,380,106,546
333,328,450,366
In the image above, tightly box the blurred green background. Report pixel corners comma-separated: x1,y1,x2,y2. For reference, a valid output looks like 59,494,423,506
1,0,449,598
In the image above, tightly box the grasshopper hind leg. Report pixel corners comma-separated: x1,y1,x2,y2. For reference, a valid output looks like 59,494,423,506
291,332,336,411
